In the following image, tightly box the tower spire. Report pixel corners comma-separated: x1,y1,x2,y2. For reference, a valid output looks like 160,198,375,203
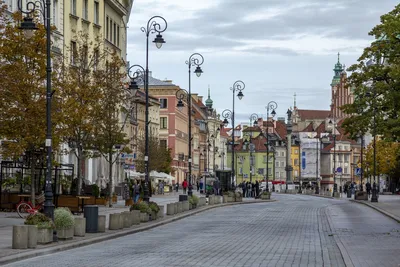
294,92,297,108
205,84,213,109
337,52,340,63
208,84,210,98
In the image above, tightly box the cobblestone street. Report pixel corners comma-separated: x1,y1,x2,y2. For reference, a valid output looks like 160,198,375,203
4,194,400,267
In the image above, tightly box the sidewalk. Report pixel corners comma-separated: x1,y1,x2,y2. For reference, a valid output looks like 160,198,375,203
0,192,271,265
351,194,400,223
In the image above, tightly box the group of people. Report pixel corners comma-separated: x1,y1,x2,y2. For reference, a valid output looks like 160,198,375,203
238,181,260,198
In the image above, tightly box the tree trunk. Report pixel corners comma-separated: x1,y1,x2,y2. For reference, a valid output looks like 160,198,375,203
108,151,113,207
30,155,36,206
77,147,83,196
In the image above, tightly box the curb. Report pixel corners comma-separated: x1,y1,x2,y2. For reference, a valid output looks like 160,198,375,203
323,207,355,267
0,199,275,266
350,199,400,223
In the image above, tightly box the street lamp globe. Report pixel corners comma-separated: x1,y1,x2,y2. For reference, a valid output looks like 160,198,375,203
271,109,276,117
253,120,258,126
153,34,165,49
177,100,184,111
194,66,203,77
19,17,38,39
223,118,229,127
237,91,244,100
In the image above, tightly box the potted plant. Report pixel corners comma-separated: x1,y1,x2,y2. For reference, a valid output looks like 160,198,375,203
189,195,199,208
112,192,118,203
54,207,75,240
130,202,151,222
261,191,271,200
148,201,160,220
24,212,55,244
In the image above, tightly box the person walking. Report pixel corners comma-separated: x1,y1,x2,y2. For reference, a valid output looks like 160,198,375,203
123,184,130,206
133,180,140,204
182,179,188,194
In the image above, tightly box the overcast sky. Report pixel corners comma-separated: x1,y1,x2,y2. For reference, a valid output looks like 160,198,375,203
126,0,398,125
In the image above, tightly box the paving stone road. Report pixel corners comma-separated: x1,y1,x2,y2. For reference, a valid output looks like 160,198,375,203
4,194,400,267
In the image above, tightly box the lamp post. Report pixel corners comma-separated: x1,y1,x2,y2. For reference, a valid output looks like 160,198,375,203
18,0,55,226
265,101,277,192
285,109,293,192
222,81,245,189
141,16,167,202
175,53,204,196
328,120,337,196
245,114,259,183
368,92,379,202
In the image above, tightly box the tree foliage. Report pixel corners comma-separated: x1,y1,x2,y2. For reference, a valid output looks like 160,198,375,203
341,4,400,141
54,31,105,194
0,9,62,158
136,134,173,174
364,140,400,178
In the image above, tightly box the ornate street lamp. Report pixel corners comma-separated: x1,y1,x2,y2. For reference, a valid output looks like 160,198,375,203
141,16,167,202
328,119,338,196
264,101,278,192
18,0,55,231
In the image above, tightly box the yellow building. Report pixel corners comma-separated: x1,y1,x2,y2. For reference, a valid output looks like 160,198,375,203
292,144,300,182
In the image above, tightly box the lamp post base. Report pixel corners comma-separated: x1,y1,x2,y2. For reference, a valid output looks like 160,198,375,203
371,187,378,202
315,187,319,195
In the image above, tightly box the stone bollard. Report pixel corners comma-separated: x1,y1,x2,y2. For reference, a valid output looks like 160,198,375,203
200,197,206,206
215,196,222,204
173,202,178,214
158,205,164,218
209,196,214,205
131,210,140,225
166,203,175,215
182,201,189,212
12,225,29,249
119,213,124,229
109,213,120,230
122,212,131,228
98,215,106,233
177,202,183,213
27,225,38,248
140,212,149,222
74,217,86,237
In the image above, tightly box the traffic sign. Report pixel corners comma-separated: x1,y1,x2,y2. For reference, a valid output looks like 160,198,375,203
336,167,342,173
355,168,362,176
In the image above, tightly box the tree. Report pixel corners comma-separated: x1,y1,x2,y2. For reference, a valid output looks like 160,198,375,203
55,32,105,195
136,134,173,174
341,4,400,141
364,140,400,177
0,8,63,203
93,51,131,206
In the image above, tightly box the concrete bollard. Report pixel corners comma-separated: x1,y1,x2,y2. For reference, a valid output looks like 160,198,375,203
74,217,86,237
119,213,124,229
98,215,106,232
109,213,120,230
182,201,189,212
209,196,214,205
173,202,178,214
140,212,149,222
131,210,140,225
177,202,183,213
166,203,175,215
122,212,131,228
27,225,38,248
215,196,223,204
200,197,206,206
158,205,164,218
12,225,29,249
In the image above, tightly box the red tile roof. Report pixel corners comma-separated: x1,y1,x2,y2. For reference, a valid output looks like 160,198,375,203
296,109,331,120
235,135,268,152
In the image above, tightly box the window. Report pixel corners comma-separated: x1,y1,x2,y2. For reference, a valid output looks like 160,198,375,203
276,172,280,178
294,149,298,154
93,49,99,70
71,0,77,15
280,161,285,167
294,159,299,166
53,0,58,28
94,2,99,24
275,161,279,167
82,45,88,67
250,156,255,165
239,168,243,175
344,154,349,162
263,155,267,163
71,41,77,64
83,0,88,19
117,26,120,47
258,168,264,175
294,170,298,177
344,167,348,174
160,140,167,148
5,0,13,12
281,151,285,157
338,145,342,150
160,117,167,129
160,98,167,109
106,17,109,39
113,22,116,44
109,19,113,40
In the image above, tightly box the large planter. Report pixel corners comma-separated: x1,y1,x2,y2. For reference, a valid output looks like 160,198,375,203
140,212,149,222
227,196,234,202
189,202,192,210
95,198,107,206
37,228,53,244
261,193,271,200
57,227,74,240
112,195,118,203
150,211,157,221
125,199,133,206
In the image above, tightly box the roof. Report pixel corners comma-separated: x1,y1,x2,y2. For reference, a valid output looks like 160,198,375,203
220,127,230,138
296,109,331,120
242,126,262,133
137,72,176,86
235,135,268,152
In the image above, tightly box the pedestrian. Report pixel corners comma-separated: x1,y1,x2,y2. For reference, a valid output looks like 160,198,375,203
197,180,199,192
182,179,188,194
255,181,260,198
123,184,130,206
133,180,140,204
